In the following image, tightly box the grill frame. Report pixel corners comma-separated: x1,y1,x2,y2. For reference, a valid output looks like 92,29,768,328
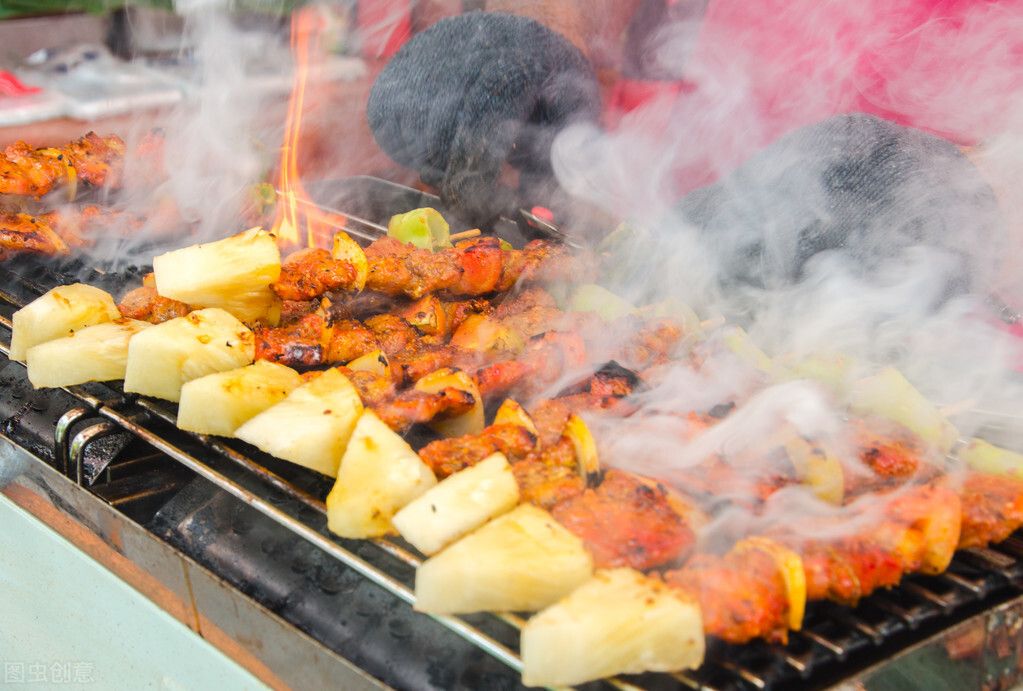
2,187,1023,689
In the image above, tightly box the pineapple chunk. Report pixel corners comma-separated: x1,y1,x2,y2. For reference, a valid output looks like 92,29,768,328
493,399,539,439
123,308,254,402
326,409,437,537
153,227,281,323
563,413,600,484
392,453,519,555
849,367,959,452
521,568,704,687
346,349,390,377
177,360,303,437
414,504,593,614
10,283,120,362
331,231,368,292
959,438,1023,478
734,538,807,630
26,318,151,388
413,368,484,437
782,434,844,505
722,326,789,380
235,368,363,477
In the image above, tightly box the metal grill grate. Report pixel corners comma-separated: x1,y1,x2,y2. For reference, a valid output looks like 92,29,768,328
2,249,1023,691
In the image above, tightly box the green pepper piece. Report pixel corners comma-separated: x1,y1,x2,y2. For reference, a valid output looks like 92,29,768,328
387,207,451,250
568,283,639,322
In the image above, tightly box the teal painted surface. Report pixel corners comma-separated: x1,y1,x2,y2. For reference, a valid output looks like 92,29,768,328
0,493,269,690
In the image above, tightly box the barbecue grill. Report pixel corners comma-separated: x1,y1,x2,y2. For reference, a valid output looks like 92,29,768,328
3,177,1023,691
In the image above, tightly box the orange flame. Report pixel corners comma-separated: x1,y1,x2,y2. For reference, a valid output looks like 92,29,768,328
272,8,347,250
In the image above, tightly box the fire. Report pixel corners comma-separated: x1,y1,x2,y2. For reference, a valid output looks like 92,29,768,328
272,7,347,250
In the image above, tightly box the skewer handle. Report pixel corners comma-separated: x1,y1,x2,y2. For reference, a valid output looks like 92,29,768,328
449,229,482,241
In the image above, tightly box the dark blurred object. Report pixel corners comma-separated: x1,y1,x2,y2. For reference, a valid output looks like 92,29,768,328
672,113,1002,299
367,12,601,229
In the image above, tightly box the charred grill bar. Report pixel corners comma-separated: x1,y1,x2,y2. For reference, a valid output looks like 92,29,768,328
2,187,1023,690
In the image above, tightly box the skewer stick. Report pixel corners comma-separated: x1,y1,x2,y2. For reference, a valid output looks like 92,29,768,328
448,229,482,242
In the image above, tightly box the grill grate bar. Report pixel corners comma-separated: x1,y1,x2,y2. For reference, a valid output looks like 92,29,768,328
798,630,847,659
901,581,955,610
717,661,766,689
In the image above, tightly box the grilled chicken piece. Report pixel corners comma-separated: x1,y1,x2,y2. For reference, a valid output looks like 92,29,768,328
551,470,695,571
419,422,537,477
778,483,961,605
511,437,586,509
665,547,790,644
117,286,191,324
0,211,69,257
273,248,358,301
0,132,124,197
277,236,591,301
958,472,1023,549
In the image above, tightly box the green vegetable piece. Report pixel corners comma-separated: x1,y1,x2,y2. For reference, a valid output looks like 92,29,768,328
388,208,451,251
959,438,1023,477
569,284,639,322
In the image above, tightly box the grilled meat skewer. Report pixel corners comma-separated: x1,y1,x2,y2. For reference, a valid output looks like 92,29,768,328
0,132,124,197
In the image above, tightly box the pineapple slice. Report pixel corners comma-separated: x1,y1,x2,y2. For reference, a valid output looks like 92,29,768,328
152,227,281,323
848,367,959,453
413,368,484,437
123,308,254,402
493,399,539,439
734,538,807,630
10,283,120,362
235,368,363,477
782,434,844,505
563,413,600,485
177,360,303,437
331,231,368,292
326,409,437,538
346,349,390,377
449,314,525,354
392,453,519,555
521,568,704,687
26,318,151,388
414,504,593,614
721,326,789,380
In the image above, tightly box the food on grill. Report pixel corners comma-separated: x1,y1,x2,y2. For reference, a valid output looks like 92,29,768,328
25,318,150,388
272,235,590,302
177,360,303,437
412,367,484,436
568,283,639,321
0,132,124,198
414,503,593,614
332,230,368,292
664,540,798,644
325,408,437,538
117,285,191,324
520,568,705,687
10,283,121,362
957,472,1023,549
959,438,1023,478
387,207,450,250
152,228,281,322
392,452,519,554
550,470,696,571
848,367,959,453
236,367,362,477
0,211,74,259
123,308,254,402
15,194,1023,689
